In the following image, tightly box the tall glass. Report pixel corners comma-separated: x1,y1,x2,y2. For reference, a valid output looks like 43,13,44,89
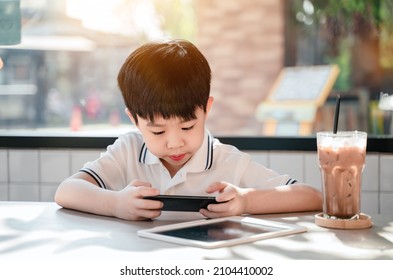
317,131,367,219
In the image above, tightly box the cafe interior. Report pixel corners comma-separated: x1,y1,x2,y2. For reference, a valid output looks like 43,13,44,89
0,0,393,264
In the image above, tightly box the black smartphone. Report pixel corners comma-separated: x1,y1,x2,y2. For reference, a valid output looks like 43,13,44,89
143,195,220,212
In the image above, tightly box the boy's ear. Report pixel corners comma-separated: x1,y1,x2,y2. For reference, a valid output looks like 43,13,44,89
205,96,214,118
125,108,137,126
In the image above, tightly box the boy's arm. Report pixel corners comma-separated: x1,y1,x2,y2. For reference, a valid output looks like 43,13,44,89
55,172,162,220
201,182,322,218
55,172,118,217
242,183,322,214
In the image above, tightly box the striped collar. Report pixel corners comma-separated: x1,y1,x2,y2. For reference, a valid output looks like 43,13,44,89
138,129,214,172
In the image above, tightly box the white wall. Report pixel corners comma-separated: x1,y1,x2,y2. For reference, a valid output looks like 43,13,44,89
0,148,392,215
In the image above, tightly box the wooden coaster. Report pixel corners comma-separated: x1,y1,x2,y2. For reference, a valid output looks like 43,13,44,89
315,213,373,229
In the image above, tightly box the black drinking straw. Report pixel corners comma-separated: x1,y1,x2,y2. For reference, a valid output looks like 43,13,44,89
333,94,341,134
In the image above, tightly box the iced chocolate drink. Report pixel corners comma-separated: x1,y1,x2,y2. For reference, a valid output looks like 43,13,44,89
317,131,367,219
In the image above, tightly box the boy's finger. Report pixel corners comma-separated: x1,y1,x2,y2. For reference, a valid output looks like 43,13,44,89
215,185,237,202
135,209,162,219
138,187,160,197
129,180,152,188
207,202,224,212
206,182,225,193
200,208,226,219
139,197,163,210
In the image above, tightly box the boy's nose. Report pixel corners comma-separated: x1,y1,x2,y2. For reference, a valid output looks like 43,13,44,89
166,134,184,149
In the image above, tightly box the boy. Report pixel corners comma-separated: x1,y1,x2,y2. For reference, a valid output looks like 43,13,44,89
55,39,322,221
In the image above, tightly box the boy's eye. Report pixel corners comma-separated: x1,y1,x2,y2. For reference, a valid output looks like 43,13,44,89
182,125,194,131
152,131,164,135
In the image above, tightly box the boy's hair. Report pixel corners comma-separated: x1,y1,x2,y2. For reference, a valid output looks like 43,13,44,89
117,39,211,124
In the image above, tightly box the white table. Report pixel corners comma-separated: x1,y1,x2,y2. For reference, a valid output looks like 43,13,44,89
0,202,392,260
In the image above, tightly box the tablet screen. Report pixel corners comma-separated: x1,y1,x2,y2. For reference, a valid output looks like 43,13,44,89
156,220,282,242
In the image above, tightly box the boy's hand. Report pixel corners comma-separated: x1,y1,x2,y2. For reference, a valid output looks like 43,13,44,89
199,181,248,218
113,180,162,221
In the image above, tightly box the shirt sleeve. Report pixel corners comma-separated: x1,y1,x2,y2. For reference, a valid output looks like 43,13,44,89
80,134,136,190
213,142,296,189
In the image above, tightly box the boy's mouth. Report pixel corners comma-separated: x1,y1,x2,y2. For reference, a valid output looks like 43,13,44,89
169,154,186,161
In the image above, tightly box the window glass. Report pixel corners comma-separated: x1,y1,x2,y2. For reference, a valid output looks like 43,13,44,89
0,0,392,137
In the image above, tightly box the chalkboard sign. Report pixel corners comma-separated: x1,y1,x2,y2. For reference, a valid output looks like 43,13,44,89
266,65,339,106
255,65,340,135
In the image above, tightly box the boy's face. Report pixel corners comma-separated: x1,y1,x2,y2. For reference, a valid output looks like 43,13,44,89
127,97,213,176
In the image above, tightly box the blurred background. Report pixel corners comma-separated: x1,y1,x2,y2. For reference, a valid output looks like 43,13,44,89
1,0,393,136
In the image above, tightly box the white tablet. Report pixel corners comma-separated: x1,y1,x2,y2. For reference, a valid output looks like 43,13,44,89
137,216,307,249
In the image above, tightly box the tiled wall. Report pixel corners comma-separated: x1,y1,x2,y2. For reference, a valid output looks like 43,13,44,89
0,148,392,215
0,149,102,202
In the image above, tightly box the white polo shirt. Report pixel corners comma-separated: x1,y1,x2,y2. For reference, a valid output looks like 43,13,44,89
81,129,296,195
